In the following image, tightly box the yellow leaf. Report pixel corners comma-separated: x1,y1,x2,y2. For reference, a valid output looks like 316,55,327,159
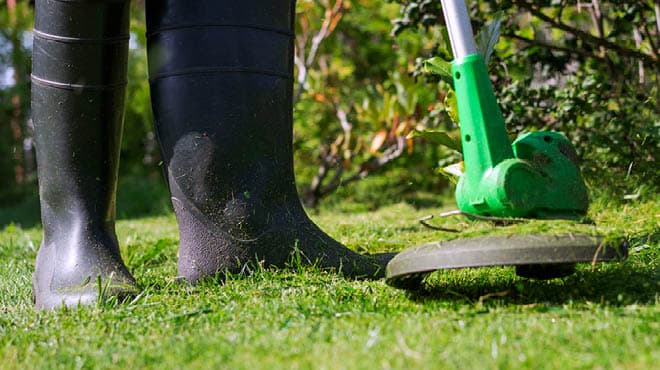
370,130,388,155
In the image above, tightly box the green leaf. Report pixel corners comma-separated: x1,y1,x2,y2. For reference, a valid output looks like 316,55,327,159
475,12,503,65
423,57,453,85
444,89,459,125
407,129,462,153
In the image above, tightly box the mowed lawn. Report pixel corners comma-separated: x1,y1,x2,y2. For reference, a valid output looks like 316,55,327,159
0,194,658,369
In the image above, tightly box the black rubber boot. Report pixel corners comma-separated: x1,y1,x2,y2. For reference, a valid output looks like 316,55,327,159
32,0,137,309
146,0,391,281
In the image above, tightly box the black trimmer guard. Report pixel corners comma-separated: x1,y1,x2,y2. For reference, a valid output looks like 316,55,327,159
385,234,628,289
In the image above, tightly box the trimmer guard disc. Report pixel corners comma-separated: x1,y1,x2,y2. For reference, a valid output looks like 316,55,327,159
386,234,627,289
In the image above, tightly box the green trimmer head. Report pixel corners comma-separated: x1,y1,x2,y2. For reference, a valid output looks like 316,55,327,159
385,0,628,287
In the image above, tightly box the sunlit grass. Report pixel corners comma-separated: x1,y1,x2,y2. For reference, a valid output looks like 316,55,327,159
0,194,658,369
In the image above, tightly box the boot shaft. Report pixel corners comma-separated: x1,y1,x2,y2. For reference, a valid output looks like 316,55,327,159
146,0,301,238
146,0,295,84
32,0,130,230
33,0,130,89
145,0,294,31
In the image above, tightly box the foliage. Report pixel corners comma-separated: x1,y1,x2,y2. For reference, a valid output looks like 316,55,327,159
0,0,658,208
293,0,446,206
391,0,660,198
0,1,32,204
0,1,161,205
121,5,161,177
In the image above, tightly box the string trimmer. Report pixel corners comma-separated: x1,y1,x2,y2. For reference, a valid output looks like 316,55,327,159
386,0,627,288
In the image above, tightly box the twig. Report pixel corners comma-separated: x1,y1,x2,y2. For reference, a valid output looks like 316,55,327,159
340,136,406,186
294,0,347,103
655,1,660,38
641,21,660,58
590,0,605,39
513,0,660,67
305,136,407,207
633,26,646,83
478,290,511,304
502,32,599,60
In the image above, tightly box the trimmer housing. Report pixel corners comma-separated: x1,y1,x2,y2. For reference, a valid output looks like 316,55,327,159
453,54,589,219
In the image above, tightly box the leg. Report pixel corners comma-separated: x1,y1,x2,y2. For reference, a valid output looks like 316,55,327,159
32,0,136,309
146,0,391,281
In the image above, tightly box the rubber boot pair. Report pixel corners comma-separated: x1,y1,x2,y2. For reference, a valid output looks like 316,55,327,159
32,0,388,310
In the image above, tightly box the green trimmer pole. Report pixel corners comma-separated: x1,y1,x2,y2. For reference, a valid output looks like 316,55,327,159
453,55,514,192
442,0,513,173
442,0,589,219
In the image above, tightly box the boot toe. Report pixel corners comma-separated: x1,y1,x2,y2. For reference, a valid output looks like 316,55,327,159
33,241,137,310
33,273,137,310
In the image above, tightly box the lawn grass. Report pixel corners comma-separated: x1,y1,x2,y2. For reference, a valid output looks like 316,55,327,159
0,191,658,369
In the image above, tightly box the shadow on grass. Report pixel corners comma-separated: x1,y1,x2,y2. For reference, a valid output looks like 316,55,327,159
0,176,173,229
408,264,660,307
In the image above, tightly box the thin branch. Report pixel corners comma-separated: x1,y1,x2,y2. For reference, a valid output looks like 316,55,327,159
633,26,646,83
591,0,605,39
655,1,660,37
305,136,407,206
502,32,600,60
340,136,406,186
556,0,568,22
305,147,341,207
320,162,344,196
513,0,660,67
7,0,16,25
294,0,347,103
641,20,660,58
